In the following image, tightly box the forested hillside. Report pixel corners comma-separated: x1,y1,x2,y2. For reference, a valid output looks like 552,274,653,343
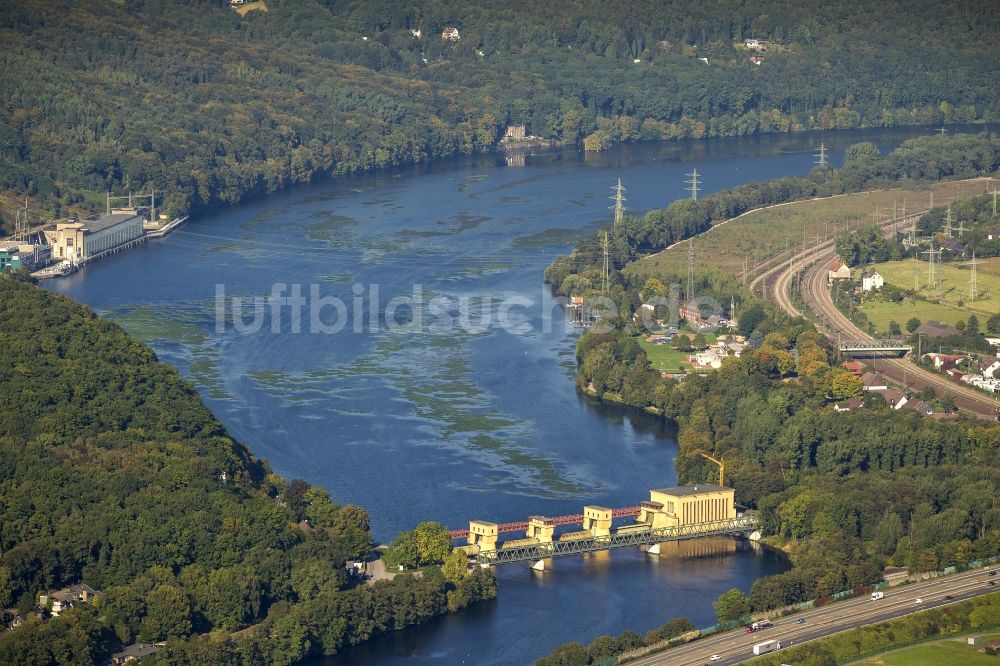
0,274,494,665
1,0,998,229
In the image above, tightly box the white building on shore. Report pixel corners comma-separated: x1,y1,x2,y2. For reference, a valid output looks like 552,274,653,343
42,212,145,262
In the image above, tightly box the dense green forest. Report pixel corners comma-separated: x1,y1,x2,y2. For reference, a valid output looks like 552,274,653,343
0,274,494,665
2,0,999,230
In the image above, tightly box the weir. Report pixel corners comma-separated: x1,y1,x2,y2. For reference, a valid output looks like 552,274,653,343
454,485,758,568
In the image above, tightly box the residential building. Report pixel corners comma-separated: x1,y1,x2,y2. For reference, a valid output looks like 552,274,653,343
39,584,99,616
679,301,702,324
441,27,460,41
861,269,884,292
745,38,764,50
941,237,967,257
750,55,764,65
841,360,865,375
111,643,161,665
861,372,888,391
503,124,526,141
906,399,935,416
833,397,863,412
983,360,1000,378
915,320,960,338
828,257,852,284
42,212,144,262
922,352,968,370
881,389,908,409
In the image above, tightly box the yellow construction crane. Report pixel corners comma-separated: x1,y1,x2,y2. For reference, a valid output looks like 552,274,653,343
696,452,725,487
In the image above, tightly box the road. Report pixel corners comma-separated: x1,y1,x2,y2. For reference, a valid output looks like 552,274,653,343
751,178,1000,420
627,568,999,666
794,243,1000,419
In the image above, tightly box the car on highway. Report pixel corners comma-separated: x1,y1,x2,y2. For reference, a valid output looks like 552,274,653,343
988,581,997,587
795,618,806,624
989,570,997,576
915,598,923,604
944,595,954,600
708,656,721,662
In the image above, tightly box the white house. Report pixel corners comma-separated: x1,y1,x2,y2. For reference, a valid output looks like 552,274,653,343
441,27,460,41
861,270,884,292
983,360,1000,378
745,39,763,50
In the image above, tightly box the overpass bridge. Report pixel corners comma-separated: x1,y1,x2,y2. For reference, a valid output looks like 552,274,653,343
452,485,759,570
838,340,912,356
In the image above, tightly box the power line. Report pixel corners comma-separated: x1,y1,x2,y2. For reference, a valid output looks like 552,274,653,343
686,239,694,303
601,231,610,293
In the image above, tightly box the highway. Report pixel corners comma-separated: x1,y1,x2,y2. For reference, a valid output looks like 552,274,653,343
627,568,999,665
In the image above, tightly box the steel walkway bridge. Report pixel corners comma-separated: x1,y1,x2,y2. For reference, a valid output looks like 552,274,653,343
472,515,759,566
838,340,911,355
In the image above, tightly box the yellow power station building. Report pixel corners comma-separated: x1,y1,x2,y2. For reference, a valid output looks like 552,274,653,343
638,484,735,529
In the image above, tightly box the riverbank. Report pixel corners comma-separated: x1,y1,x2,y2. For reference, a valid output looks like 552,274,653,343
48,128,956,666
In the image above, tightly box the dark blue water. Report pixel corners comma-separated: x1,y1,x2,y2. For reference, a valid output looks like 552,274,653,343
49,125,982,665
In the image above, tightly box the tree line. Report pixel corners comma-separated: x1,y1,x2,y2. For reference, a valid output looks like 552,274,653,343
2,0,1000,233
0,274,495,665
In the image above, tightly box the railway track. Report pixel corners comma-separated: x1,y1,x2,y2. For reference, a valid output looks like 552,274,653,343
755,193,1000,419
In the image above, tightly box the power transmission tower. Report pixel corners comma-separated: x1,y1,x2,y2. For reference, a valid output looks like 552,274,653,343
686,169,700,200
686,239,695,303
964,251,981,301
814,142,828,167
601,231,610,293
922,243,942,297
990,178,998,216
942,205,954,237
610,178,626,227
14,196,28,243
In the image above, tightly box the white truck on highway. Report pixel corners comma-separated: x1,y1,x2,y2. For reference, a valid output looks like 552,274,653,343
752,639,781,655
871,591,884,600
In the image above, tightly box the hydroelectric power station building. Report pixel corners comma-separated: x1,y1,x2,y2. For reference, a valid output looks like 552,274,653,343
42,211,145,262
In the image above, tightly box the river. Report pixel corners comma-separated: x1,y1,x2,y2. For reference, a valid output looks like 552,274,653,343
49,125,982,665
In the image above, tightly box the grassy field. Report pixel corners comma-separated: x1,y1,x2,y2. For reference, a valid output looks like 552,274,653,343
870,257,1000,315
851,635,1000,665
859,298,970,332
628,178,993,283
637,337,691,372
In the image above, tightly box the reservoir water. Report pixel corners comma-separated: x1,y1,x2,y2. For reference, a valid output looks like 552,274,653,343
50,126,980,665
